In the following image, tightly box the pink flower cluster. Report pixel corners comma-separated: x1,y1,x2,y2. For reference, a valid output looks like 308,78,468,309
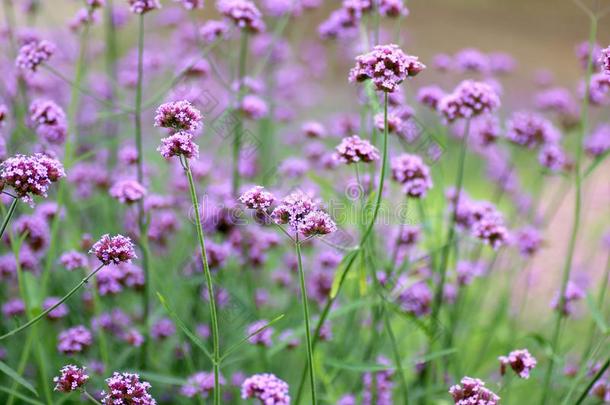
90,234,137,265
101,372,156,404
29,99,68,144
391,153,433,198
333,135,380,164
53,365,89,393
506,111,561,149
180,371,226,398
217,0,266,33
438,80,500,122
449,377,500,405
127,0,161,14
349,44,425,93
109,179,147,204
241,373,290,404
239,186,275,210
599,45,610,75
0,153,65,205
154,100,202,132
15,39,55,72
499,349,537,379
57,325,93,354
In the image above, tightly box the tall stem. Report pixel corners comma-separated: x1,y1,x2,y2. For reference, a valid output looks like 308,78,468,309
540,16,596,405
0,197,18,240
184,157,221,405
232,31,249,196
0,264,105,340
296,236,317,404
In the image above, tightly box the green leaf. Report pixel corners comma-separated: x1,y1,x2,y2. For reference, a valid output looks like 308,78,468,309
416,348,457,363
325,357,397,372
156,292,214,363
586,293,608,334
0,386,44,405
0,361,39,397
330,249,360,299
221,314,285,361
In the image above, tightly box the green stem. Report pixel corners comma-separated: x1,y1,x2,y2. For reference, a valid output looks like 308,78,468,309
232,31,249,197
574,357,609,405
183,157,221,405
582,251,610,359
0,264,105,340
83,389,103,404
0,197,18,240
296,236,317,404
540,15,596,405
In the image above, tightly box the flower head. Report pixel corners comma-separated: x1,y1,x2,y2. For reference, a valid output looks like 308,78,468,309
109,179,146,204
298,210,337,237
158,131,199,159
53,365,89,393
90,234,137,265
600,46,610,75
438,80,500,122
127,0,161,14
0,153,65,205
241,373,290,404
391,154,433,198
180,371,226,398
101,372,156,404
239,186,275,211
154,100,202,132
247,320,273,346
16,39,55,72
334,135,380,164
57,325,93,354
499,349,537,379
217,0,265,33
200,20,230,43
449,377,500,405
349,44,425,93
506,111,561,149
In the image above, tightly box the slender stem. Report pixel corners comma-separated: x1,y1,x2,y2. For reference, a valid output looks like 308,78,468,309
83,390,102,405
296,236,317,404
232,31,249,197
0,265,105,340
183,157,221,405
0,197,18,240
540,16,596,405
582,251,610,359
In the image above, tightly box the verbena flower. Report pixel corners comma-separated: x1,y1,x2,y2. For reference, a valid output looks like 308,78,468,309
391,153,433,198
217,0,266,33
57,325,93,354
154,100,202,132
506,111,561,149
551,281,585,316
16,39,55,72
538,143,567,172
449,377,500,405
379,0,408,17
438,80,500,122
127,0,161,14
109,179,146,204
396,280,432,317
302,121,326,138
584,123,610,157
363,356,394,405
590,380,610,402
2,298,25,317
158,131,200,159
175,0,204,10
151,318,175,340
239,186,275,211
241,373,290,404
240,94,269,120
515,226,543,257
499,349,537,379
333,135,380,164
180,371,226,398
60,250,88,270
247,320,273,346
417,85,445,110
200,20,230,43
600,45,610,75
53,365,89,393
349,44,425,93
43,297,69,319
0,153,65,205
90,234,137,265
101,372,156,404
298,210,337,237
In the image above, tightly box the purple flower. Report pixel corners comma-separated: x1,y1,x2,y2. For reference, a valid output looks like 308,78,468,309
247,320,273,347
151,318,175,340
217,0,265,33
53,365,89,393
109,179,146,204
298,210,337,237
90,234,137,265
240,94,269,120
127,0,161,14
551,281,585,316
438,80,500,122
449,377,499,404
417,85,445,110
43,297,69,320
13,214,50,252
154,100,202,132
506,111,561,149
396,280,432,317
158,131,200,159
590,380,610,402
60,250,88,271
180,371,226,398
391,154,433,198
57,325,93,354
101,372,156,404
16,39,55,72
302,121,326,138
472,213,509,250
363,356,394,405
600,46,610,75
333,135,380,164
456,261,485,286
2,298,25,317
499,349,537,379
0,153,65,205
241,373,290,404
349,44,425,93
175,0,204,10
538,143,566,172
379,0,408,17
584,123,610,157
581,73,610,105
454,48,489,73
239,186,275,210
200,20,230,43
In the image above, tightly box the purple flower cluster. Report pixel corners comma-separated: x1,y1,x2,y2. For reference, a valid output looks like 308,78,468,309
90,234,137,265
109,179,146,204
157,131,200,159
506,111,561,149
499,349,537,379
29,99,68,144
101,372,156,404
551,281,585,316
391,153,433,198
363,356,394,405
453,194,509,250
217,0,266,33
241,373,290,404
584,123,610,158
449,377,500,405
127,0,161,14
349,44,425,93
396,280,432,317
247,320,273,346
515,226,543,257
438,80,500,122
154,100,202,132
15,39,55,72
57,325,93,354
600,45,610,75
60,250,88,270
43,297,69,319
0,153,65,205
175,0,204,10
417,85,445,110
239,186,275,211
200,20,230,43
333,135,380,164
180,371,226,398
591,379,610,402
53,365,89,393
379,0,408,17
